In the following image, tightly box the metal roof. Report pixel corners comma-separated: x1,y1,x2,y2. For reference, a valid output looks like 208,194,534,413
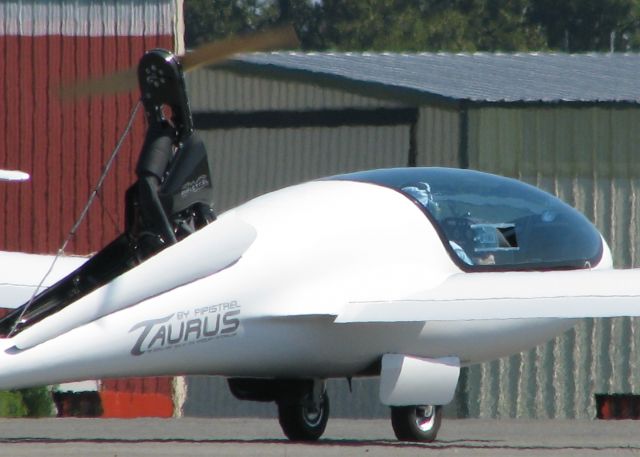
229,52,640,105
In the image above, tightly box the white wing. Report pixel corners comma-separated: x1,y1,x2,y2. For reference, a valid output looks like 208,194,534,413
0,252,87,308
336,269,640,322
0,170,30,181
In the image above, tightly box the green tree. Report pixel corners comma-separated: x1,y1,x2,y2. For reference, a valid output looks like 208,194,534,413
318,0,545,51
184,0,324,49
461,0,547,51
184,0,272,47
0,387,54,417
20,387,55,417
258,0,326,49
0,391,27,417
183,0,640,52
527,0,639,51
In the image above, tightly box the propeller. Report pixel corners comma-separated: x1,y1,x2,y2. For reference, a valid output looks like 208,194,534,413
59,25,299,100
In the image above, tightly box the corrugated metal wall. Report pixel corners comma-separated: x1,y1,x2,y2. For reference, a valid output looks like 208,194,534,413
415,105,460,167
460,106,640,418
187,68,404,111
186,68,417,210
0,0,178,255
185,68,464,211
101,377,174,418
203,126,410,211
185,375,392,419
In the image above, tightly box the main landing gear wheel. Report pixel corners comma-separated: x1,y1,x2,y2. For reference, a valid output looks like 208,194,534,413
277,391,330,441
390,405,442,442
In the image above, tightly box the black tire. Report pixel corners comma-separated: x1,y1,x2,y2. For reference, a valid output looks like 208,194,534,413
390,405,442,442
277,391,330,441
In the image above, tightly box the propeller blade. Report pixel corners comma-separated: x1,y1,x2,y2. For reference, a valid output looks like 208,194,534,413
59,69,137,100
180,24,299,72
58,25,299,100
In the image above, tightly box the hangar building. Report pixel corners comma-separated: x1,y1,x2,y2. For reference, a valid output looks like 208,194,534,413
184,52,640,419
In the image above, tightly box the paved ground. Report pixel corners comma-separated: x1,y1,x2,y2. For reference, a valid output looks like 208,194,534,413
0,418,639,456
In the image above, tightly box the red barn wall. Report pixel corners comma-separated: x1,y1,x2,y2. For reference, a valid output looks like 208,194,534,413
101,377,174,418
0,1,181,255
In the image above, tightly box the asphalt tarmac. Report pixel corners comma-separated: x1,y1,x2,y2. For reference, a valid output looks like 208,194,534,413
0,417,639,456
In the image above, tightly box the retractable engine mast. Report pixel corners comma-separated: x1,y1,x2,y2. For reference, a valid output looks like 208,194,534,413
0,49,216,336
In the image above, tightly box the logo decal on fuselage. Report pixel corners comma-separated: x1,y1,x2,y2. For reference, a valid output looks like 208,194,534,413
129,301,240,356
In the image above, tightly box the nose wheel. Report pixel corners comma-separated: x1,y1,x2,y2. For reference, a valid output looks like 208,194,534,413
390,405,442,442
277,391,330,441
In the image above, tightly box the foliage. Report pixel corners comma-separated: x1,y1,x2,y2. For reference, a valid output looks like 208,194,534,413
20,387,55,417
316,0,546,52
184,0,640,52
0,391,27,417
527,0,639,51
184,0,268,46
0,388,54,417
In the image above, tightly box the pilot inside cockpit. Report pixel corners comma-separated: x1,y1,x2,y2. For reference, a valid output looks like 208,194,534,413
401,182,437,211
439,216,496,266
402,183,492,265
337,167,603,271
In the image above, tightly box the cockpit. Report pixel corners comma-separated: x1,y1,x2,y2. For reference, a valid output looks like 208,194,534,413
329,168,603,271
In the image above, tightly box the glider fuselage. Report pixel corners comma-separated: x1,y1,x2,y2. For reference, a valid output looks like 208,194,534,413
0,177,596,388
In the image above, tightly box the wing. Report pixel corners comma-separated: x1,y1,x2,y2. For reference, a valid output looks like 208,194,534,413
336,269,640,323
0,170,29,181
0,252,87,309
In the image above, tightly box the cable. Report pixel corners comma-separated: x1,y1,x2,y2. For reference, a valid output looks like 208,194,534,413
97,190,122,235
9,101,142,337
